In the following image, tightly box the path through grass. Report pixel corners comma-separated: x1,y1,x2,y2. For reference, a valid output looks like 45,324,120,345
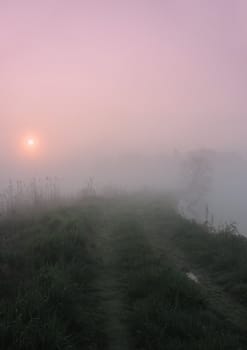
1,196,247,349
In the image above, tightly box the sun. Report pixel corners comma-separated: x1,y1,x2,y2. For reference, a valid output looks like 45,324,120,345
23,136,39,152
27,138,35,146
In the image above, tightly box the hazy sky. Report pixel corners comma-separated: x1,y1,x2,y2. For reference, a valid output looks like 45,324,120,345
1,0,247,165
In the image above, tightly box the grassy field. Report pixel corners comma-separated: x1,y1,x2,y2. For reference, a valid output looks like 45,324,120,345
0,195,247,349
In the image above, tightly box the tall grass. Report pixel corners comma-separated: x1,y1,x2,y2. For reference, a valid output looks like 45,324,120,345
0,207,106,350
0,178,62,218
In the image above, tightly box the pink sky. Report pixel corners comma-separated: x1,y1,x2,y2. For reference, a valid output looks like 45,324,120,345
1,0,247,165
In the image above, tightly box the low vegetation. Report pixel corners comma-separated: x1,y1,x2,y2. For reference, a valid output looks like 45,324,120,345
0,206,106,350
112,214,246,350
173,218,247,307
0,194,247,349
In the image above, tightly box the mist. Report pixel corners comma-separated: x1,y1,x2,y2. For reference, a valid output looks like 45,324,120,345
2,2,247,348
1,0,247,231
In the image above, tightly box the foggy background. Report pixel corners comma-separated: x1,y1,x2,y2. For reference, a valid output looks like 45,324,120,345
1,1,247,232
